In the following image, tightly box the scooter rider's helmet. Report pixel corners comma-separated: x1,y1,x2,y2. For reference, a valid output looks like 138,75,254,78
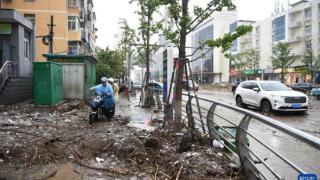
101,77,108,85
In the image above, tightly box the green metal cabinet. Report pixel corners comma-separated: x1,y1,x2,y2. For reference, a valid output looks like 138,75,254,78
33,62,63,105
43,54,98,100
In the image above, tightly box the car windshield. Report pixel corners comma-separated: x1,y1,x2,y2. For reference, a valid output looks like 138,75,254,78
259,82,289,91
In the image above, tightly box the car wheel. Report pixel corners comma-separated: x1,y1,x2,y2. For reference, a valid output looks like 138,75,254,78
261,100,272,115
236,96,246,108
317,95,320,100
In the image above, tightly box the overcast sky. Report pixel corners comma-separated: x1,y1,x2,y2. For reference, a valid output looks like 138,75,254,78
93,0,296,49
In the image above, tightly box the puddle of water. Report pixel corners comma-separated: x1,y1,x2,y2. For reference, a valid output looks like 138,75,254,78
126,92,156,131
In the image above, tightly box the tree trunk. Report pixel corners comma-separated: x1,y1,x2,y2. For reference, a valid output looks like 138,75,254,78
173,0,188,130
143,3,152,108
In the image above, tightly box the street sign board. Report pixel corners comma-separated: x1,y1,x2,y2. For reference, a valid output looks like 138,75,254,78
0,23,12,35
163,49,167,102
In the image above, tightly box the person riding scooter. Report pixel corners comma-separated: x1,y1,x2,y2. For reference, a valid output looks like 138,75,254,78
89,77,115,123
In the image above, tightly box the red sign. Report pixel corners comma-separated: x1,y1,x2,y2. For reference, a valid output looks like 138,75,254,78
229,68,241,76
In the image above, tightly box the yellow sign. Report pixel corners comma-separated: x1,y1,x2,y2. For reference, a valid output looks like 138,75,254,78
274,68,294,73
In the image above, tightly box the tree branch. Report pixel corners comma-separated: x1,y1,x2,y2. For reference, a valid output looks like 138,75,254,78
186,6,221,35
185,42,209,58
187,3,217,30
187,48,212,63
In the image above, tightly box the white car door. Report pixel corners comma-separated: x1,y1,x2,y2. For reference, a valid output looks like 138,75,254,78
248,82,262,107
240,82,251,104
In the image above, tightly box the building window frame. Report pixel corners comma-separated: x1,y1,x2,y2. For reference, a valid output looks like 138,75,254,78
305,40,312,50
68,0,78,7
304,8,312,20
272,15,286,42
68,42,78,55
305,25,312,35
68,16,77,31
24,38,30,60
24,14,35,24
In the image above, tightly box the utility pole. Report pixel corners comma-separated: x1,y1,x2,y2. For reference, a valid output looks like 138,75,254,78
47,16,56,54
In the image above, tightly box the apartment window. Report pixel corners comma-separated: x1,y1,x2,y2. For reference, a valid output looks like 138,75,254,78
272,15,285,42
230,22,238,52
306,40,312,50
304,8,312,19
24,14,35,24
68,16,77,30
305,25,312,34
68,0,78,7
68,42,78,54
24,31,30,59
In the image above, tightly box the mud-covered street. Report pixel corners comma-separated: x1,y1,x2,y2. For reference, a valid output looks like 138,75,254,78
0,96,237,179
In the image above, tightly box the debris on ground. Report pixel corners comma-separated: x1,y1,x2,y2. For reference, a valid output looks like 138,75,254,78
0,99,238,179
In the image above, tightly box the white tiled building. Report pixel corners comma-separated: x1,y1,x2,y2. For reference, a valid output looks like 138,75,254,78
190,10,237,83
230,0,320,84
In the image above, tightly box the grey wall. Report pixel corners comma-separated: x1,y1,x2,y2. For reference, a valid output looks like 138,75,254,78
10,24,33,77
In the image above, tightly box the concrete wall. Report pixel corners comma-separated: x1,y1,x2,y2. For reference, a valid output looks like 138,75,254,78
257,17,273,70
212,10,237,82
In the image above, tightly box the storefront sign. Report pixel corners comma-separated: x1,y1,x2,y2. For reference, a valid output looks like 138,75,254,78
264,68,274,74
294,65,307,72
49,58,83,63
242,69,262,75
274,68,294,73
0,23,12,35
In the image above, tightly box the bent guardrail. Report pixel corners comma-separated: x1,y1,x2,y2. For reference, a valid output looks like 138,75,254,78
182,93,320,180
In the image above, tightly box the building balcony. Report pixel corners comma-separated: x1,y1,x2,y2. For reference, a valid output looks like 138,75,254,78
291,50,304,57
289,21,302,28
288,35,302,43
304,19,311,26
289,8,302,15
305,33,312,41
81,29,88,42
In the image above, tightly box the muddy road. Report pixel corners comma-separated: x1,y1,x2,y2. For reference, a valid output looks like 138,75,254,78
0,97,237,179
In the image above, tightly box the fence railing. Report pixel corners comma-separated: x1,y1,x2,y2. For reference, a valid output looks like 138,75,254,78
182,93,320,180
0,61,13,91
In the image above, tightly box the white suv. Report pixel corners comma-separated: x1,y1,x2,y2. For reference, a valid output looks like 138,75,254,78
235,81,309,114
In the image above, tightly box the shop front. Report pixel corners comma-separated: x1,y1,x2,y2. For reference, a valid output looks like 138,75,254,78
229,68,245,82
273,66,309,84
242,69,263,81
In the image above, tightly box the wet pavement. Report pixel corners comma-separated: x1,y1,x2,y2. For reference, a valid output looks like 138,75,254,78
197,90,320,138
189,90,320,179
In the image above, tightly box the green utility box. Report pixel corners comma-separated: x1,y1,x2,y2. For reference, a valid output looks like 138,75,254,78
43,54,98,100
33,62,63,105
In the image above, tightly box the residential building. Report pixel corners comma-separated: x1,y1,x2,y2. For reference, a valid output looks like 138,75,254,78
0,9,34,104
0,9,34,76
151,6,179,101
191,10,237,83
230,0,320,84
229,20,257,82
1,0,97,61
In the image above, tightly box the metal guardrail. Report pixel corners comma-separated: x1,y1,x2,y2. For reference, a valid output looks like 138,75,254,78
182,93,320,180
0,61,13,91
